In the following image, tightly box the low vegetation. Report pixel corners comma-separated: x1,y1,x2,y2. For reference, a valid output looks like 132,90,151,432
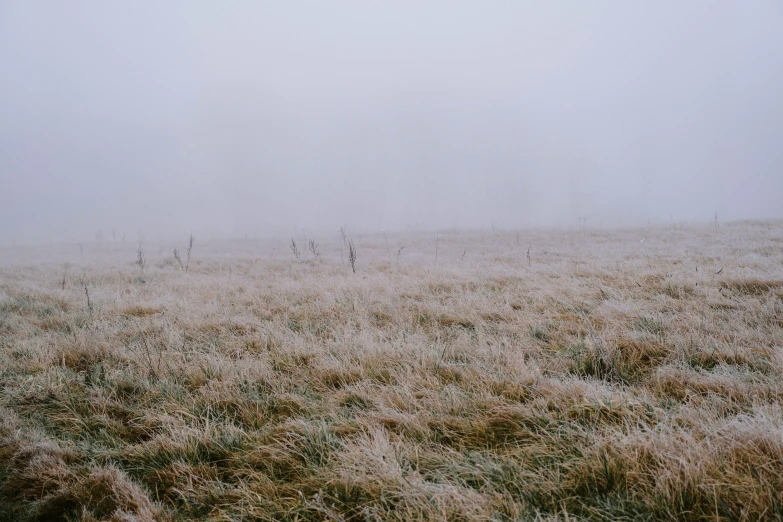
1,221,782,521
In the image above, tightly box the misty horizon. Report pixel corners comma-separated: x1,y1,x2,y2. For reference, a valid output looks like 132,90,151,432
2,2,782,244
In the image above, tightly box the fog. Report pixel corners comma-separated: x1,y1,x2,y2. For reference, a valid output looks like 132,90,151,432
1,2,782,244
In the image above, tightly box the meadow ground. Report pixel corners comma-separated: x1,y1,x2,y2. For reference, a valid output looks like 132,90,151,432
1,221,782,521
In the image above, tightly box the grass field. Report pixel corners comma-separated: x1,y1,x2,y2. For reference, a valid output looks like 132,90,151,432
1,221,782,521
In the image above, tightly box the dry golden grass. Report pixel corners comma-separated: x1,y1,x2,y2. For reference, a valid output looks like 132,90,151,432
1,220,782,521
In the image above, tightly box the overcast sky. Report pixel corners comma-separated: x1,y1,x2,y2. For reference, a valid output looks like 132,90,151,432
1,1,782,243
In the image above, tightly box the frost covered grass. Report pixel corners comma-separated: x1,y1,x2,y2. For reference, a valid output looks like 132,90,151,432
1,221,782,521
